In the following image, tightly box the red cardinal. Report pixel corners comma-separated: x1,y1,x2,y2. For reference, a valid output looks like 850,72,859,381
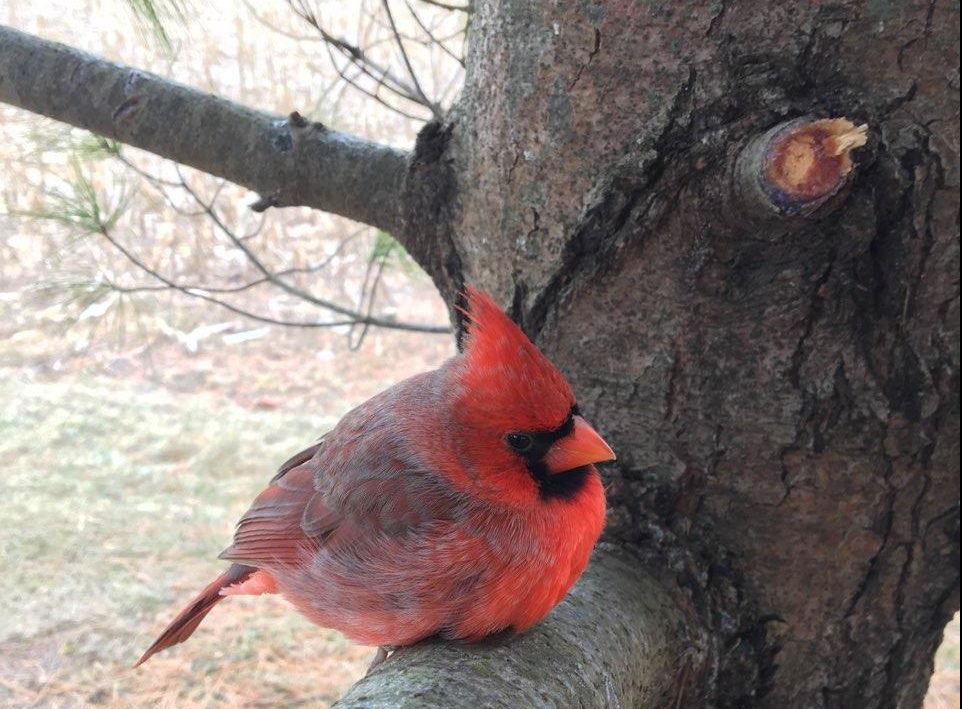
136,286,615,666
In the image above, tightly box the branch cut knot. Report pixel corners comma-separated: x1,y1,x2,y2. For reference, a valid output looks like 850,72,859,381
737,117,869,218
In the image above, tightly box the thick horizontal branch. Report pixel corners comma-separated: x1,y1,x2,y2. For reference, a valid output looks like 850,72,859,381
0,25,408,234
335,548,702,708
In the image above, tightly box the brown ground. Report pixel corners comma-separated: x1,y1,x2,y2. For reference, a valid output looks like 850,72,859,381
0,285,451,708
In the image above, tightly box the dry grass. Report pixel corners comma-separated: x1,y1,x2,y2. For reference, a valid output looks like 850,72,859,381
0,4,458,701
926,614,961,709
0,373,382,708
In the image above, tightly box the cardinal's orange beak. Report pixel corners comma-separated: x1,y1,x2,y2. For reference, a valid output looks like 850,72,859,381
544,416,616,474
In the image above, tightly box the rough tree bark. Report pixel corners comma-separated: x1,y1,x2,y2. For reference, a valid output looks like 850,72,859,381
1,1,958,707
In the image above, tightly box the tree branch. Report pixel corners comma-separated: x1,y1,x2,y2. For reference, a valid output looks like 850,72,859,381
0,25,408,234
284,1,440,120
95,220,448,333
381,0,443,119
335,548,703,708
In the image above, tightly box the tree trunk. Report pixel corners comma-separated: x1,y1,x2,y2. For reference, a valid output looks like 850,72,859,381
1,1,958,706
414,1,959,705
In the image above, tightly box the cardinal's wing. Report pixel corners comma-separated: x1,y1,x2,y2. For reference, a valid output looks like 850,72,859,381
218,418,462,569
217,441,336,567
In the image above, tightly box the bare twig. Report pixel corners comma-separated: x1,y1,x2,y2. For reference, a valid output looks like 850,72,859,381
174,169,427,328
32,165,448,334
417,0,470,12
322,41,429,121
348,235,394,349
405,0,466,68
382,0,444,118
285,1,439,119
97,222,449,333
242,0,326,43
99,230,360,296
87,132,444,336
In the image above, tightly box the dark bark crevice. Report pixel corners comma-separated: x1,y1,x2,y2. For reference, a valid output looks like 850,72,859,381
399,119,465,310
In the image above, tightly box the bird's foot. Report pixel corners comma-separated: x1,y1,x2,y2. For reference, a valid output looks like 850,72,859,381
365,645,396,676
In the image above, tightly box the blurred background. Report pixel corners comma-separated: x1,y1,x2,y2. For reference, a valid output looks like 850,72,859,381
0,1,956,707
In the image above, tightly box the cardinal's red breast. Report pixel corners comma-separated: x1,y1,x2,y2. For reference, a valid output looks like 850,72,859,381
218,367,607,647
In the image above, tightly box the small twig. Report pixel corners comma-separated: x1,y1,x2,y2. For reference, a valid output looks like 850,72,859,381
178,171,387,321
97,224,448,332
323,41,429,121
349,236,393,349
113,152,208,215
242,0,326,43
113,152,181,188
382,0,441,119
405,0,466,68
287,0,436,116
436,54,467,104
238,211,268,241
99,228,363,296
417,0,471,12
98,173,448,334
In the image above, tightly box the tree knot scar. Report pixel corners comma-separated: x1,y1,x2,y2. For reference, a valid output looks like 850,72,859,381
123,70,146,94
762,118,868,208
287,111,326,133
112,95,143,122
288,111,308,128
249,191,280,213
270,120,294,153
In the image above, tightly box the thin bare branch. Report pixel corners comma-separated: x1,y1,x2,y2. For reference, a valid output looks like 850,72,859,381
348,235,393,349
382,0,444,118
323,41,429,121
242,1,326,43
97,222,449,333
405,0,466,68
170,172,448,332
416,0,471,12
285,1,437,118
100,228,363,296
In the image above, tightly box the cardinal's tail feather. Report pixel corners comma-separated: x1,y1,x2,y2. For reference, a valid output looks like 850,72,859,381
134,563,254,667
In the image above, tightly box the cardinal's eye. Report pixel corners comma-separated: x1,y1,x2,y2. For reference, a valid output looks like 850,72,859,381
506,432,533,453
